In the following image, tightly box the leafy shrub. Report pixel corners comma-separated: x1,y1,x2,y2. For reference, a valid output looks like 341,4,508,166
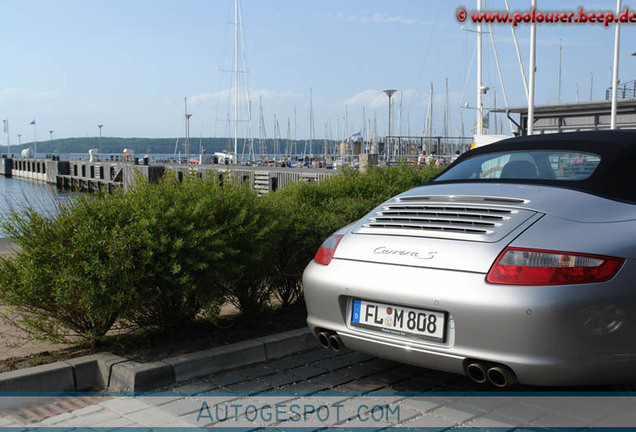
0,172,270,342
0,193,138,345
123,173,270,329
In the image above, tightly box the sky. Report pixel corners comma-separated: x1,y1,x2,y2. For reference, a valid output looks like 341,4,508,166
1,0,636,144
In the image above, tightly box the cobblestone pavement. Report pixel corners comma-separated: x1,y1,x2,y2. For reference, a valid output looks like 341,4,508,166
2,345,636,429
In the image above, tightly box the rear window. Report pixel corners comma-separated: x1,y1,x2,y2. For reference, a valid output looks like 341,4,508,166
435,151,601,182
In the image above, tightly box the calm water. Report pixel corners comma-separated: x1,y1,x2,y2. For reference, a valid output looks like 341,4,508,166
0,176,74,237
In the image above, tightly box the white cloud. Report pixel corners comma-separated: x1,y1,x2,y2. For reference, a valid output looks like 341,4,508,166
344,89,418,109
344,89,387,109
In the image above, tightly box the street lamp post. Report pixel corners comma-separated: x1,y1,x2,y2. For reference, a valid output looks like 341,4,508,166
49,130,53,142
383,90,397,138
184,97,192,163
383,90,397,159
98,124,103,157
185,114,192,162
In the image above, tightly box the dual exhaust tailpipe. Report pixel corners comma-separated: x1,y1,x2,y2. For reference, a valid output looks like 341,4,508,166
318,331,515,387
317,330,344,352
466,361,518,388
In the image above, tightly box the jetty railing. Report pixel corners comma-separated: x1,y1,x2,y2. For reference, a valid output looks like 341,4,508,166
605,79,636,101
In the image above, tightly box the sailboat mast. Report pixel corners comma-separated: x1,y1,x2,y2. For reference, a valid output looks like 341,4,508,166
324,122,328,161
397,91,403,137
286,118,291,158
427,83,434,153
485,5,516,135
259,97,266,158
443,78,449,139
294,106,298,157
362,106,366,153
527,0,537,135
234,0,239,162
273,115,279,159
557,42,562,104
368,117,372,153
476,0,483,136
610,0,621,129
345,106,349,157
373,114,377,154
309,88,314,157
504,0,529,101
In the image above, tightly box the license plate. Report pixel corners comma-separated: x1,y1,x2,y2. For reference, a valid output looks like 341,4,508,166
351,299,446,342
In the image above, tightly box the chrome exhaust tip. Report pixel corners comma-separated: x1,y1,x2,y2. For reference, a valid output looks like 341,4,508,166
328,334,344,352
317,331,331,349
487,365,518,388
466,362,488,384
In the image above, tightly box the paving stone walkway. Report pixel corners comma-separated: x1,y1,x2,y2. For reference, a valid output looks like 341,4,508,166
1,345,636,429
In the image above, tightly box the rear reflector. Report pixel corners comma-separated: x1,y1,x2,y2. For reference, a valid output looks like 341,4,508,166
487,247,624,285
313,234,344,265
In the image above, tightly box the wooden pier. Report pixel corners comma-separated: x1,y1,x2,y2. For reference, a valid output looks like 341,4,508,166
0,156,337,195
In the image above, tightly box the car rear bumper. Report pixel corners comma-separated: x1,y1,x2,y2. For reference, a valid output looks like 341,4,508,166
303,258,636,386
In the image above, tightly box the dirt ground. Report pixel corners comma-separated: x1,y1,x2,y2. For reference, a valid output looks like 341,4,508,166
0,238,18,257
0,238,69,361
0,238,65,361
0,306,70,361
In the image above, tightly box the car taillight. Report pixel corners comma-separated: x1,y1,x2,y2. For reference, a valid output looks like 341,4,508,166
487,247,624,285
313,234,344,265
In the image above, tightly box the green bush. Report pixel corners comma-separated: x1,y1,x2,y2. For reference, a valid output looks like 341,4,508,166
0,193,138,345
123,173,269,329
0,172,270,342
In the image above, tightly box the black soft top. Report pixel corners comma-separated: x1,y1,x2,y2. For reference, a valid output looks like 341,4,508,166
434,130,636,203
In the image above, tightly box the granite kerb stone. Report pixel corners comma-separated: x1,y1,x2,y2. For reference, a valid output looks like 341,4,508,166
0,327,314,392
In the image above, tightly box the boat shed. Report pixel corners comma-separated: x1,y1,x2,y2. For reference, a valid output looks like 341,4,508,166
499,99,636,136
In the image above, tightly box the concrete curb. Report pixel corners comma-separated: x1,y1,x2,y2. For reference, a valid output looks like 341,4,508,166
0,327,317,392
64,353,128,390
109,360,175,392
0,362,75,392
165,339,266,384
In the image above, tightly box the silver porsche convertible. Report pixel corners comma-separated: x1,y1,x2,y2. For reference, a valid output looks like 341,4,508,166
303,130,636,387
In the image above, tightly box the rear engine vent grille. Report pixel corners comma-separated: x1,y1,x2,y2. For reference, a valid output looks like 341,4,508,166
355,195,536,241
365,204,513,235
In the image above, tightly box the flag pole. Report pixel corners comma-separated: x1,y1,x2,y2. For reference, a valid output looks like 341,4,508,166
32,119,37,157
3,118,9,156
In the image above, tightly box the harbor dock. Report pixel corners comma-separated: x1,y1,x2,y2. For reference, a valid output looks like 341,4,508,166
0,156,337,195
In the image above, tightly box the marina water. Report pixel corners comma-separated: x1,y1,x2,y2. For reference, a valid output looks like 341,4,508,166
0,176,74,238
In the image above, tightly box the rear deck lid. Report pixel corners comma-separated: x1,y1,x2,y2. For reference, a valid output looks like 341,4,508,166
352,193,536,243
340,190,542,273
